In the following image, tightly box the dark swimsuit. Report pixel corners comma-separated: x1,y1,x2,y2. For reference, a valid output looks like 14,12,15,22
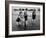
32,12,36,20
16,17,21,22
24,15,27,21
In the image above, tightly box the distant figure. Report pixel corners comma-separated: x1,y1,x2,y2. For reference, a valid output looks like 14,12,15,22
32,9,36,22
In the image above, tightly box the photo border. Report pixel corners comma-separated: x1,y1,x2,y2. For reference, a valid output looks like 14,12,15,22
5,1,45,37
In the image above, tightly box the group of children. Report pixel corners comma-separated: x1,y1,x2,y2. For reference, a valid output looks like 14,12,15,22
16,9,36,29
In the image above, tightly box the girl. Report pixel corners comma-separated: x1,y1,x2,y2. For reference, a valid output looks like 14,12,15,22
32,9,36,22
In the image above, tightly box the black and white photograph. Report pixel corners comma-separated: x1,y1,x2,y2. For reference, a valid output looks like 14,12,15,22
12,7,40,31
5,1,45,37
